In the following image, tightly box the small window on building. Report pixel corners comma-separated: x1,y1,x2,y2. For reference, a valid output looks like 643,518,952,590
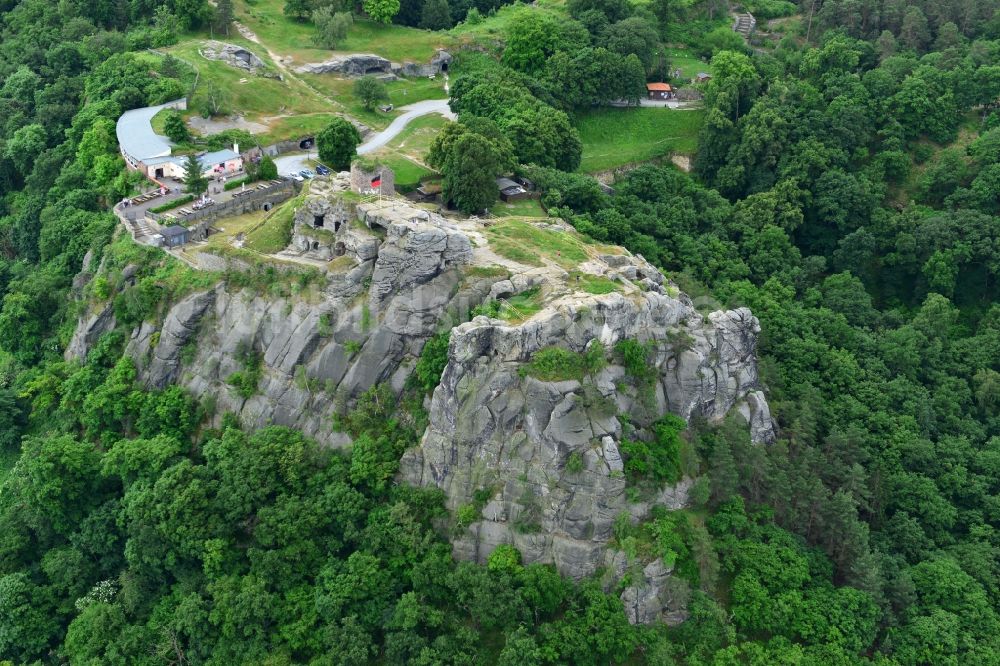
314,214,325,228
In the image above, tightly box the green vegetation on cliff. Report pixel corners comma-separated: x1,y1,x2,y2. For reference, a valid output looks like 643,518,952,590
3,0,1000,663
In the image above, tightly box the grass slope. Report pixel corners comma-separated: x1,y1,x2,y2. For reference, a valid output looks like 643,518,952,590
575,107,705,173
236,0,449,62
369,114,448,188
662,47,713,80
245,193,302,253
302,76,448,130
485,219,591,269
166,40,329,118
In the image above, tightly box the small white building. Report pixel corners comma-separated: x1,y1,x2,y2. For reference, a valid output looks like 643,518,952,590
116,98,244,181
143,149,243,180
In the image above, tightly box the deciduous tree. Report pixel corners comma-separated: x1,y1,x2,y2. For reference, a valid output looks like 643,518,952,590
353,75,389,111
317,117,361,169
363,0,401,23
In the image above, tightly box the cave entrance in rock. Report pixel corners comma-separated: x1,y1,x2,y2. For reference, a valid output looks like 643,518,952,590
440,61,448,72
263,202,272,212
299,138,314,149
311,241,319,250
334,242,346,257
314,214,325,228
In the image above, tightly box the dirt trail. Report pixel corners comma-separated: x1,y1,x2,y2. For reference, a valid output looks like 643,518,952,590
233,20,372,133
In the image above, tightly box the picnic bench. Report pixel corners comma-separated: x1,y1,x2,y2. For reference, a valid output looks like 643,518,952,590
129,191,162,205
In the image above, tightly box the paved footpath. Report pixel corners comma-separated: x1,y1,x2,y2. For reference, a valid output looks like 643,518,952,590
357,99,455,155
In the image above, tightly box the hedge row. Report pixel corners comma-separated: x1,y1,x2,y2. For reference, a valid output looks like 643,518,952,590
149,194,194,214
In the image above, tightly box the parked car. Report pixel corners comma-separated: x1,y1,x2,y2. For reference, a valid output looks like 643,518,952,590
289,173,305,182
315,164,331,175
299,169,314,179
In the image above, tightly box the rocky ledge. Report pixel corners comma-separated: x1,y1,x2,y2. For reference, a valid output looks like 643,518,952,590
200,41,275,77
294,50,452,78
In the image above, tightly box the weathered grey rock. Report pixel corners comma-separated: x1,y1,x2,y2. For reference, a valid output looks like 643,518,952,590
117,197,489,445
200,41,270,74
294,53,392,76
396,50,452,77
69,189,775,628
621,558,690,625
401,276,772,624
65,302,116,361
366,214,472,310
739,389,777,444
296,50,451,78
146,288,218,388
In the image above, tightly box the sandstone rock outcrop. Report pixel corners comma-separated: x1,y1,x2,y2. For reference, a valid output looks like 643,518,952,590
295,53,393,76
399,289,772,576
294,50,452,78
200,41,273,76
68,187,774,627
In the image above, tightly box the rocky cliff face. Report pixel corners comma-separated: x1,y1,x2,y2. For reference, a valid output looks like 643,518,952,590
400,281,772,624
70,180,773,626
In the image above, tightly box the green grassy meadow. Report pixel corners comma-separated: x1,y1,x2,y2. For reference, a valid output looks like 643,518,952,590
369,114,447,188
167,41,329,118
302,76,448,130
662,47,714,81
575,107,705,173
245,193,301,253
492,197,547,218
485,219,592,269
236,0,450,62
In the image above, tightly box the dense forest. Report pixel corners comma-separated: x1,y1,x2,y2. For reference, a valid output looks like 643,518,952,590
2,0,1000,663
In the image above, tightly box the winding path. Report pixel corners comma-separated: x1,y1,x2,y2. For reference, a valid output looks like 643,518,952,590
357,99,455,155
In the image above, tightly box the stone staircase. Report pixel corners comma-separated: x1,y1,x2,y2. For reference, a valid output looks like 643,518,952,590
129,216,157,244
733,12,756,39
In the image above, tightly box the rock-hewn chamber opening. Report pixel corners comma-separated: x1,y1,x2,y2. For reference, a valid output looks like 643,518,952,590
314,214,325,228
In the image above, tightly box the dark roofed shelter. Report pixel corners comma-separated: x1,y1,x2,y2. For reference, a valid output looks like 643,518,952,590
160,225,190,248
496,177,529,202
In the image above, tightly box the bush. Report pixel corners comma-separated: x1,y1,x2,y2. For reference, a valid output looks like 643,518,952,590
566,451,584,474
488,544,522,573
620,415,687,483
455,503,479,530
696,26,748,59
149,195,194,214
744,0,796,19
353,75,389,112
163,110,189,143
615,339,653,383
259,155,278,180
521,343,605,382
223,178,249,191
226,351,262,399
313,7,352,48
413,332,450,394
